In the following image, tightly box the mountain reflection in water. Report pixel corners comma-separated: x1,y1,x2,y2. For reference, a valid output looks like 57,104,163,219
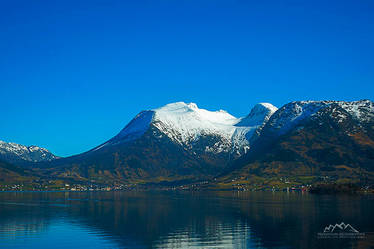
0,191,373,249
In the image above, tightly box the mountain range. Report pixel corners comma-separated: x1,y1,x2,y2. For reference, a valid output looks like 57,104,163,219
1,100,373,188
0,140,58,164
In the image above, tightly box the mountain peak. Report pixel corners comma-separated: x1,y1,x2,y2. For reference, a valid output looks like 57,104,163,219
187,102,198,109
236,102,278,127
257,102,278,111
153,101,236,123
152,102,239,147
154,102,193,111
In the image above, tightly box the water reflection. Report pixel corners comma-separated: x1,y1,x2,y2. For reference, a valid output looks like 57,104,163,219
0,191,373,249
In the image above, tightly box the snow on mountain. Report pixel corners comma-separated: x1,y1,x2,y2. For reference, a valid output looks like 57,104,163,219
0,140,58,162
152,102,238,147
337,99,374,123
264,101,327,136
96,101,278,155
152,102,279,154
263,100,374,136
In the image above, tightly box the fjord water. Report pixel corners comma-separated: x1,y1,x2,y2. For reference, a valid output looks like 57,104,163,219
0,191,373,249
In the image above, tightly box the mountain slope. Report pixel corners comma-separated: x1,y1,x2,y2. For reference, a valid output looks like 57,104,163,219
0,159,38,185
0,140,58,164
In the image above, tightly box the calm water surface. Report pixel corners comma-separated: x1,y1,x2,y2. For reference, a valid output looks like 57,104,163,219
0,191,373,249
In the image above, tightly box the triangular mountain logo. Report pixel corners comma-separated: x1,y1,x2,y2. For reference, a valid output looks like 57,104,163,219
323,222,359,233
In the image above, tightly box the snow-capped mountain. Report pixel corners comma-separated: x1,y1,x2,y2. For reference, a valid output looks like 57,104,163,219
261,100,374,138
44,101,278,182
224,99,374,185
0,140,58,164
94,102,278,156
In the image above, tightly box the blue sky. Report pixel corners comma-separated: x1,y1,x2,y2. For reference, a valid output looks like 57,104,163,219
0,0,373,157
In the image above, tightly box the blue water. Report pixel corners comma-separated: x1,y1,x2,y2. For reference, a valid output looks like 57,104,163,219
0,191,373,249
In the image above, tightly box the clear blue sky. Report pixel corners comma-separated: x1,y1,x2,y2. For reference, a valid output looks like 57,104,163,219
1,0,373,157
